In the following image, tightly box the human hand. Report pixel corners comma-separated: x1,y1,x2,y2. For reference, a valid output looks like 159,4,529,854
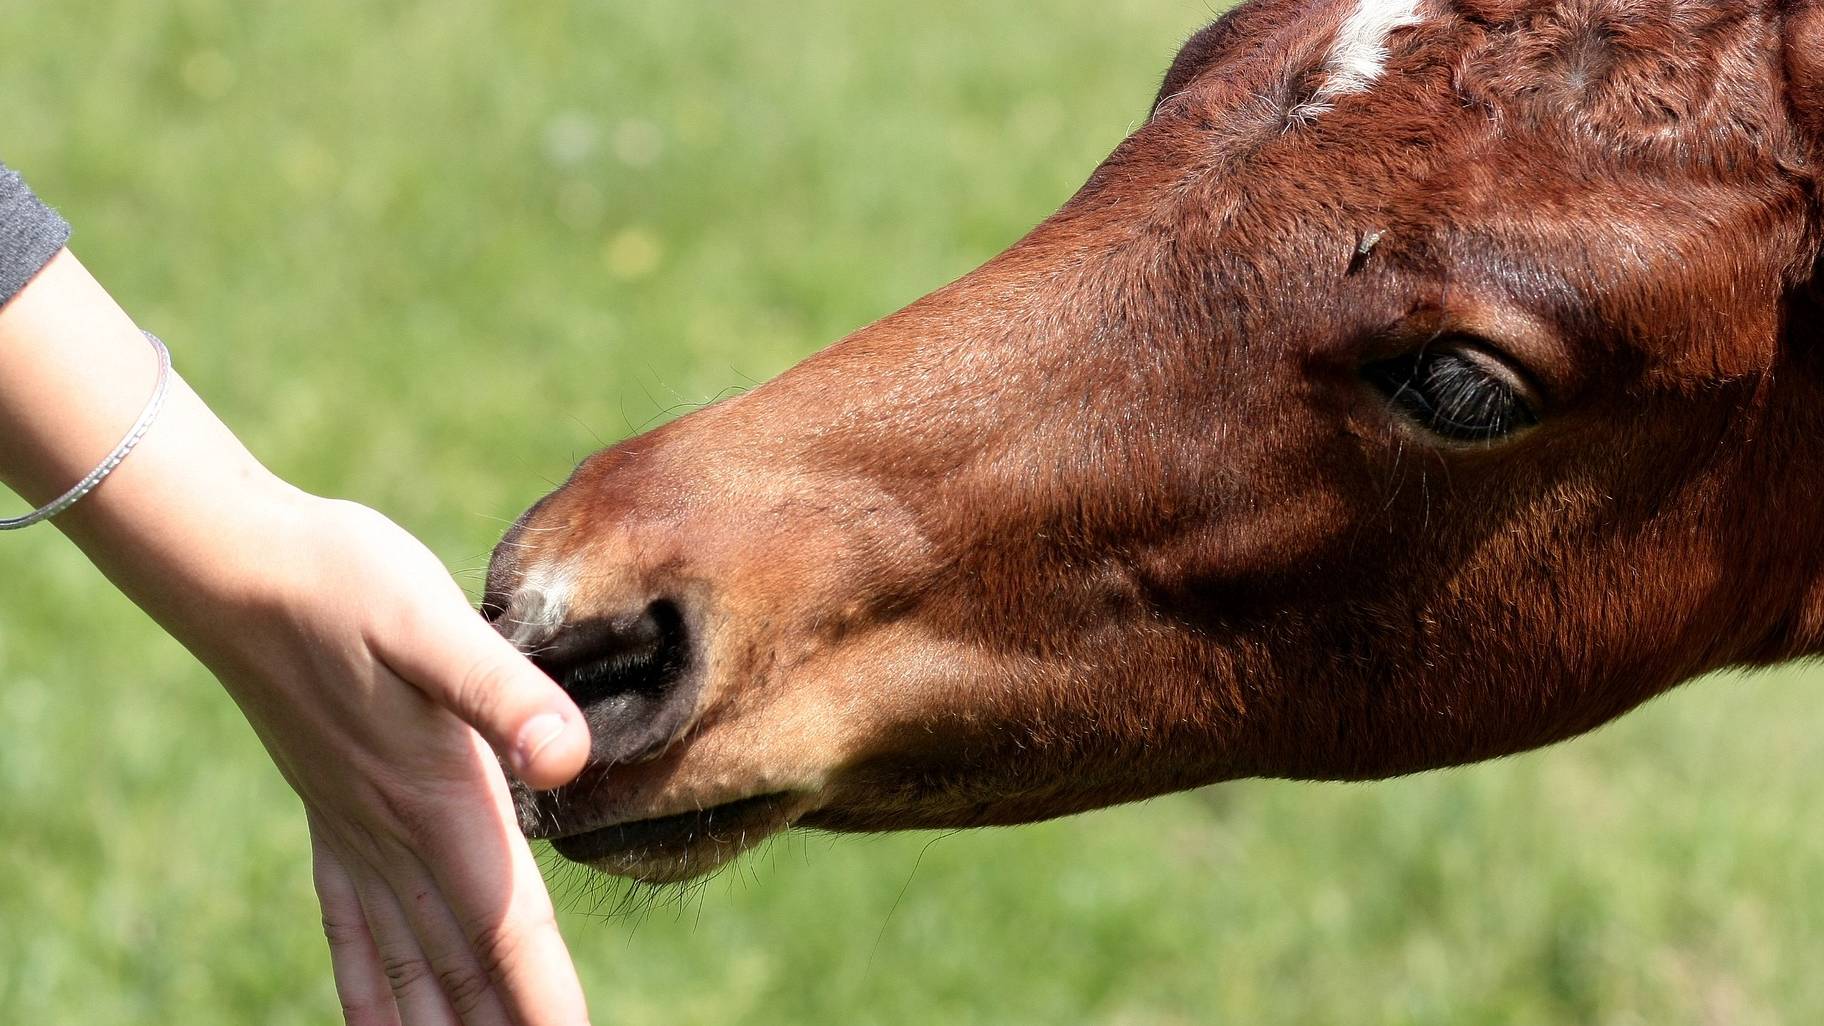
196,496,593,1026
0,250,591,1024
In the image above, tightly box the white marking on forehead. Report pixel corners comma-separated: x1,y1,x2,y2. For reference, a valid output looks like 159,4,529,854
1290,0,1426,121
1327,0,1425,95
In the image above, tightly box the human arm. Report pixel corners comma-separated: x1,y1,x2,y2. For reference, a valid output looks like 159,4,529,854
0,243,593,1026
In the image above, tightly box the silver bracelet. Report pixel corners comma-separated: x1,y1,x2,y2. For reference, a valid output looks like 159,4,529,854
0,329,173,531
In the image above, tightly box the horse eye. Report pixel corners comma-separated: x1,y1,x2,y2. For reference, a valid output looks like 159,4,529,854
1362,343,1540,443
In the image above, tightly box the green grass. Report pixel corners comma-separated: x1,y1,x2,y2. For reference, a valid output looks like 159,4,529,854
2,2,1822,1022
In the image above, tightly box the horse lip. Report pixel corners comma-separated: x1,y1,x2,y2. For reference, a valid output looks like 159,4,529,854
541,792,796,864
520,787,783,841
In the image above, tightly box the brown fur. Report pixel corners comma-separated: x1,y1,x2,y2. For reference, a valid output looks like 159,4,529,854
488,0,1824,881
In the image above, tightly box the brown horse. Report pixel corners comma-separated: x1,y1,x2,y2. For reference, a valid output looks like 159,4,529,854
484,0,1824,883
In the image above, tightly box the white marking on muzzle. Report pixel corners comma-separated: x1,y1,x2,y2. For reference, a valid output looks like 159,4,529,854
500,568,575,652
1289,0,1426,122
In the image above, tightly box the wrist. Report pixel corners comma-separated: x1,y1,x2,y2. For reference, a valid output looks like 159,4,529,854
48,372,312,626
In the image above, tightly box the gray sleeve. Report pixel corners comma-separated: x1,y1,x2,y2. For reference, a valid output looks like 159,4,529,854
0,162,72,310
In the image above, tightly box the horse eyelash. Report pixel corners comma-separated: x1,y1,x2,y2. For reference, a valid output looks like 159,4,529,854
1365,348,1537,442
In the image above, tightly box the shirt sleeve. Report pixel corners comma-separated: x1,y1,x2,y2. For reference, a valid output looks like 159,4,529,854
0,162,72,310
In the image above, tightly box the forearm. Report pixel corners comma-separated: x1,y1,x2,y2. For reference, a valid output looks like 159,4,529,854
0,189,590,1026
0,250,301,629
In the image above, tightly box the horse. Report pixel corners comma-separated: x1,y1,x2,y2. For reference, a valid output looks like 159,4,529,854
483,0,1824,883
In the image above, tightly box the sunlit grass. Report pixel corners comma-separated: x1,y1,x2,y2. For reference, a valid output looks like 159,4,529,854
2,2,1821,1023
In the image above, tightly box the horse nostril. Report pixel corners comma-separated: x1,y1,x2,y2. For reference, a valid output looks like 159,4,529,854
529,600,698,765
533,600,686,707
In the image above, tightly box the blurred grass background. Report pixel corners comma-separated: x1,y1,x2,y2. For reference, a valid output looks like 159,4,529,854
1,1,1821,1023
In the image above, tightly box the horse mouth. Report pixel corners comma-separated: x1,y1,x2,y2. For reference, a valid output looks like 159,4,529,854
540,792,799,880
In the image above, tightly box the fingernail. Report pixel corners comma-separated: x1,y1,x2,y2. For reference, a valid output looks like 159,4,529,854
514,712,570,773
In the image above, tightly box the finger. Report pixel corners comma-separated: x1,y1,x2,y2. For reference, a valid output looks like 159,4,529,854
379,593,588,790
347,858,463,1026
311,826,405,1026
373,855,517,1026
411,785,591,1026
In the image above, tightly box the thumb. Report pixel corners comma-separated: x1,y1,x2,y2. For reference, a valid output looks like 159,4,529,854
381,595,590,790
